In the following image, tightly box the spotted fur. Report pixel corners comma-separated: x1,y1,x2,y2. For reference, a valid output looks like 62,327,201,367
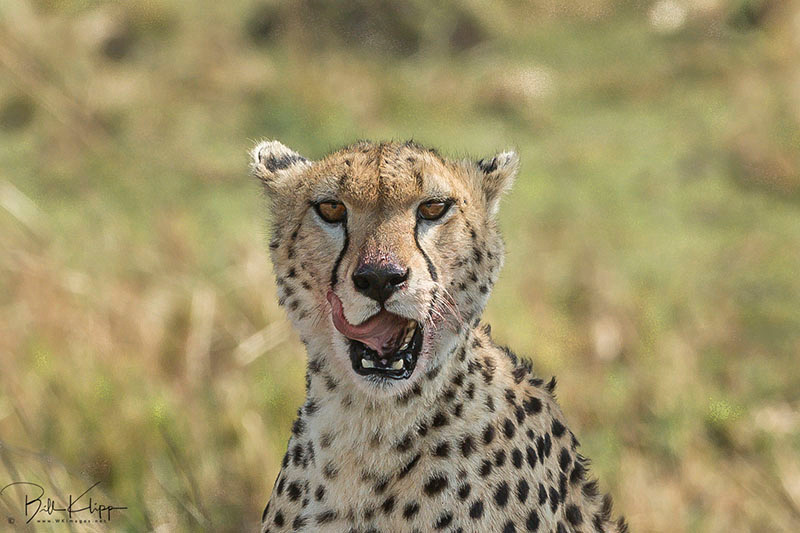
252,140,627,533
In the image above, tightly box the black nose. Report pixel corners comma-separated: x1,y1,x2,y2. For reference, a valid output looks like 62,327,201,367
352,264,409,303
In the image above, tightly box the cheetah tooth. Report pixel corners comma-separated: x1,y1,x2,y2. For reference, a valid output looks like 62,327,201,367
391,359,404,370
400,324,415,350
362,359,375,369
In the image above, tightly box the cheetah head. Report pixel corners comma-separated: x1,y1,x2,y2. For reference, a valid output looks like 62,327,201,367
252,140,518,396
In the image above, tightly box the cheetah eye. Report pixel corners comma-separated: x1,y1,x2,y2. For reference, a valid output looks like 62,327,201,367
315,201,347,223
417,199,452,221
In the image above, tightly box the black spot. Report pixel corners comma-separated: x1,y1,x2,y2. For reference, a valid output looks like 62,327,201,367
316,509,337,524
494,481,510,507
536,437,546,464
583,480,599,499
291,514,307,529
461,435,475,457
503,520,516,533
423,473,449,496
556,521,567,533
523,396,542,415
320,432,333,448
434,441,450,458
559,448,572,472
503,418,516,439
526,509,540,531
566,504,583,526
308,357,323,374
570,460,586,485
274,510,284,527
432,411,449,428
458,483,472,500
292,443,304,467
375,477,390,494
479,459,493,477
287,481,302,501
552,419,566,438
512,448,523,468
291,417,305,436
396,433,413,452
403,501,420,520
483,424,495,445
381,495,395,515
314,485,325,501
304,399,318,415
549,486,559,513
434,511,453,529
526,445,537,468
494,449,506,467
485,395,495,412
481,358,495,384
517,479,530,502
322,462,338,479
469,500,484,519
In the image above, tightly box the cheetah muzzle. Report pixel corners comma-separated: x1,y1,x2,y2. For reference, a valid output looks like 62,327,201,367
252,140,628,533
328,290,422,380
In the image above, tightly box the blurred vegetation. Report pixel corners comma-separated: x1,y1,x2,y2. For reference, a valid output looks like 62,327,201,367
1,0,799,531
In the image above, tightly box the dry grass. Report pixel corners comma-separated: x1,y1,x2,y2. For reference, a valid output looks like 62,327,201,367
1,1,800,531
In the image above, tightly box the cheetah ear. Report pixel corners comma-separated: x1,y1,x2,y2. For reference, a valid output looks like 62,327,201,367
250,140,310,196
475,150,519,216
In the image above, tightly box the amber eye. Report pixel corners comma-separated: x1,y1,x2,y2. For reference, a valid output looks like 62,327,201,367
417,199,451,221
315,201,347,223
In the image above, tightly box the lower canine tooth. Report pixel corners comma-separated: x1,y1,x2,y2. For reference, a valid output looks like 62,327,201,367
391,359,404,370
362,359,375,369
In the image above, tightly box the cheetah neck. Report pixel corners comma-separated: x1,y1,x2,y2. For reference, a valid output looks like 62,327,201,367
296,325,511,476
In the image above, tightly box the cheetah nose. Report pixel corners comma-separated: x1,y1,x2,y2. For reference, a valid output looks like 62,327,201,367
352,264,409,303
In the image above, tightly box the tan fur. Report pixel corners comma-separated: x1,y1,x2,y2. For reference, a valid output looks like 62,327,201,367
252,140,626,533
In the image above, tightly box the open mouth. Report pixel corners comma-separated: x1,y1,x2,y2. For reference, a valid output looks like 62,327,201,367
327,291,422,380
349,320,422,379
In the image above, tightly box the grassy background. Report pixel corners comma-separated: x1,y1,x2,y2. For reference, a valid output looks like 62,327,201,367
1,0,800,531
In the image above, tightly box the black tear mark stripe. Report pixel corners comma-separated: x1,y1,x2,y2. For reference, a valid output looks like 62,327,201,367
414,220,438,282
330,226,350,287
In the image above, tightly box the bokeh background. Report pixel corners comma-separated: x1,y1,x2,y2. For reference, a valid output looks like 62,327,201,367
1,0,799,531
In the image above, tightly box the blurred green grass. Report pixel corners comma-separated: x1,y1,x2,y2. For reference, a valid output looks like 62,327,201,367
1,0,799,531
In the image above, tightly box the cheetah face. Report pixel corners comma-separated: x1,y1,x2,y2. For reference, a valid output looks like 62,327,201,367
252,141,518,395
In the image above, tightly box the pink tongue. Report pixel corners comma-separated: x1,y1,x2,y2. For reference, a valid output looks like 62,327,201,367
327,291,408,355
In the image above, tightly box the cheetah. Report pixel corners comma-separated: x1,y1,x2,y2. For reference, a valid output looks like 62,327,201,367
252,140,627,533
